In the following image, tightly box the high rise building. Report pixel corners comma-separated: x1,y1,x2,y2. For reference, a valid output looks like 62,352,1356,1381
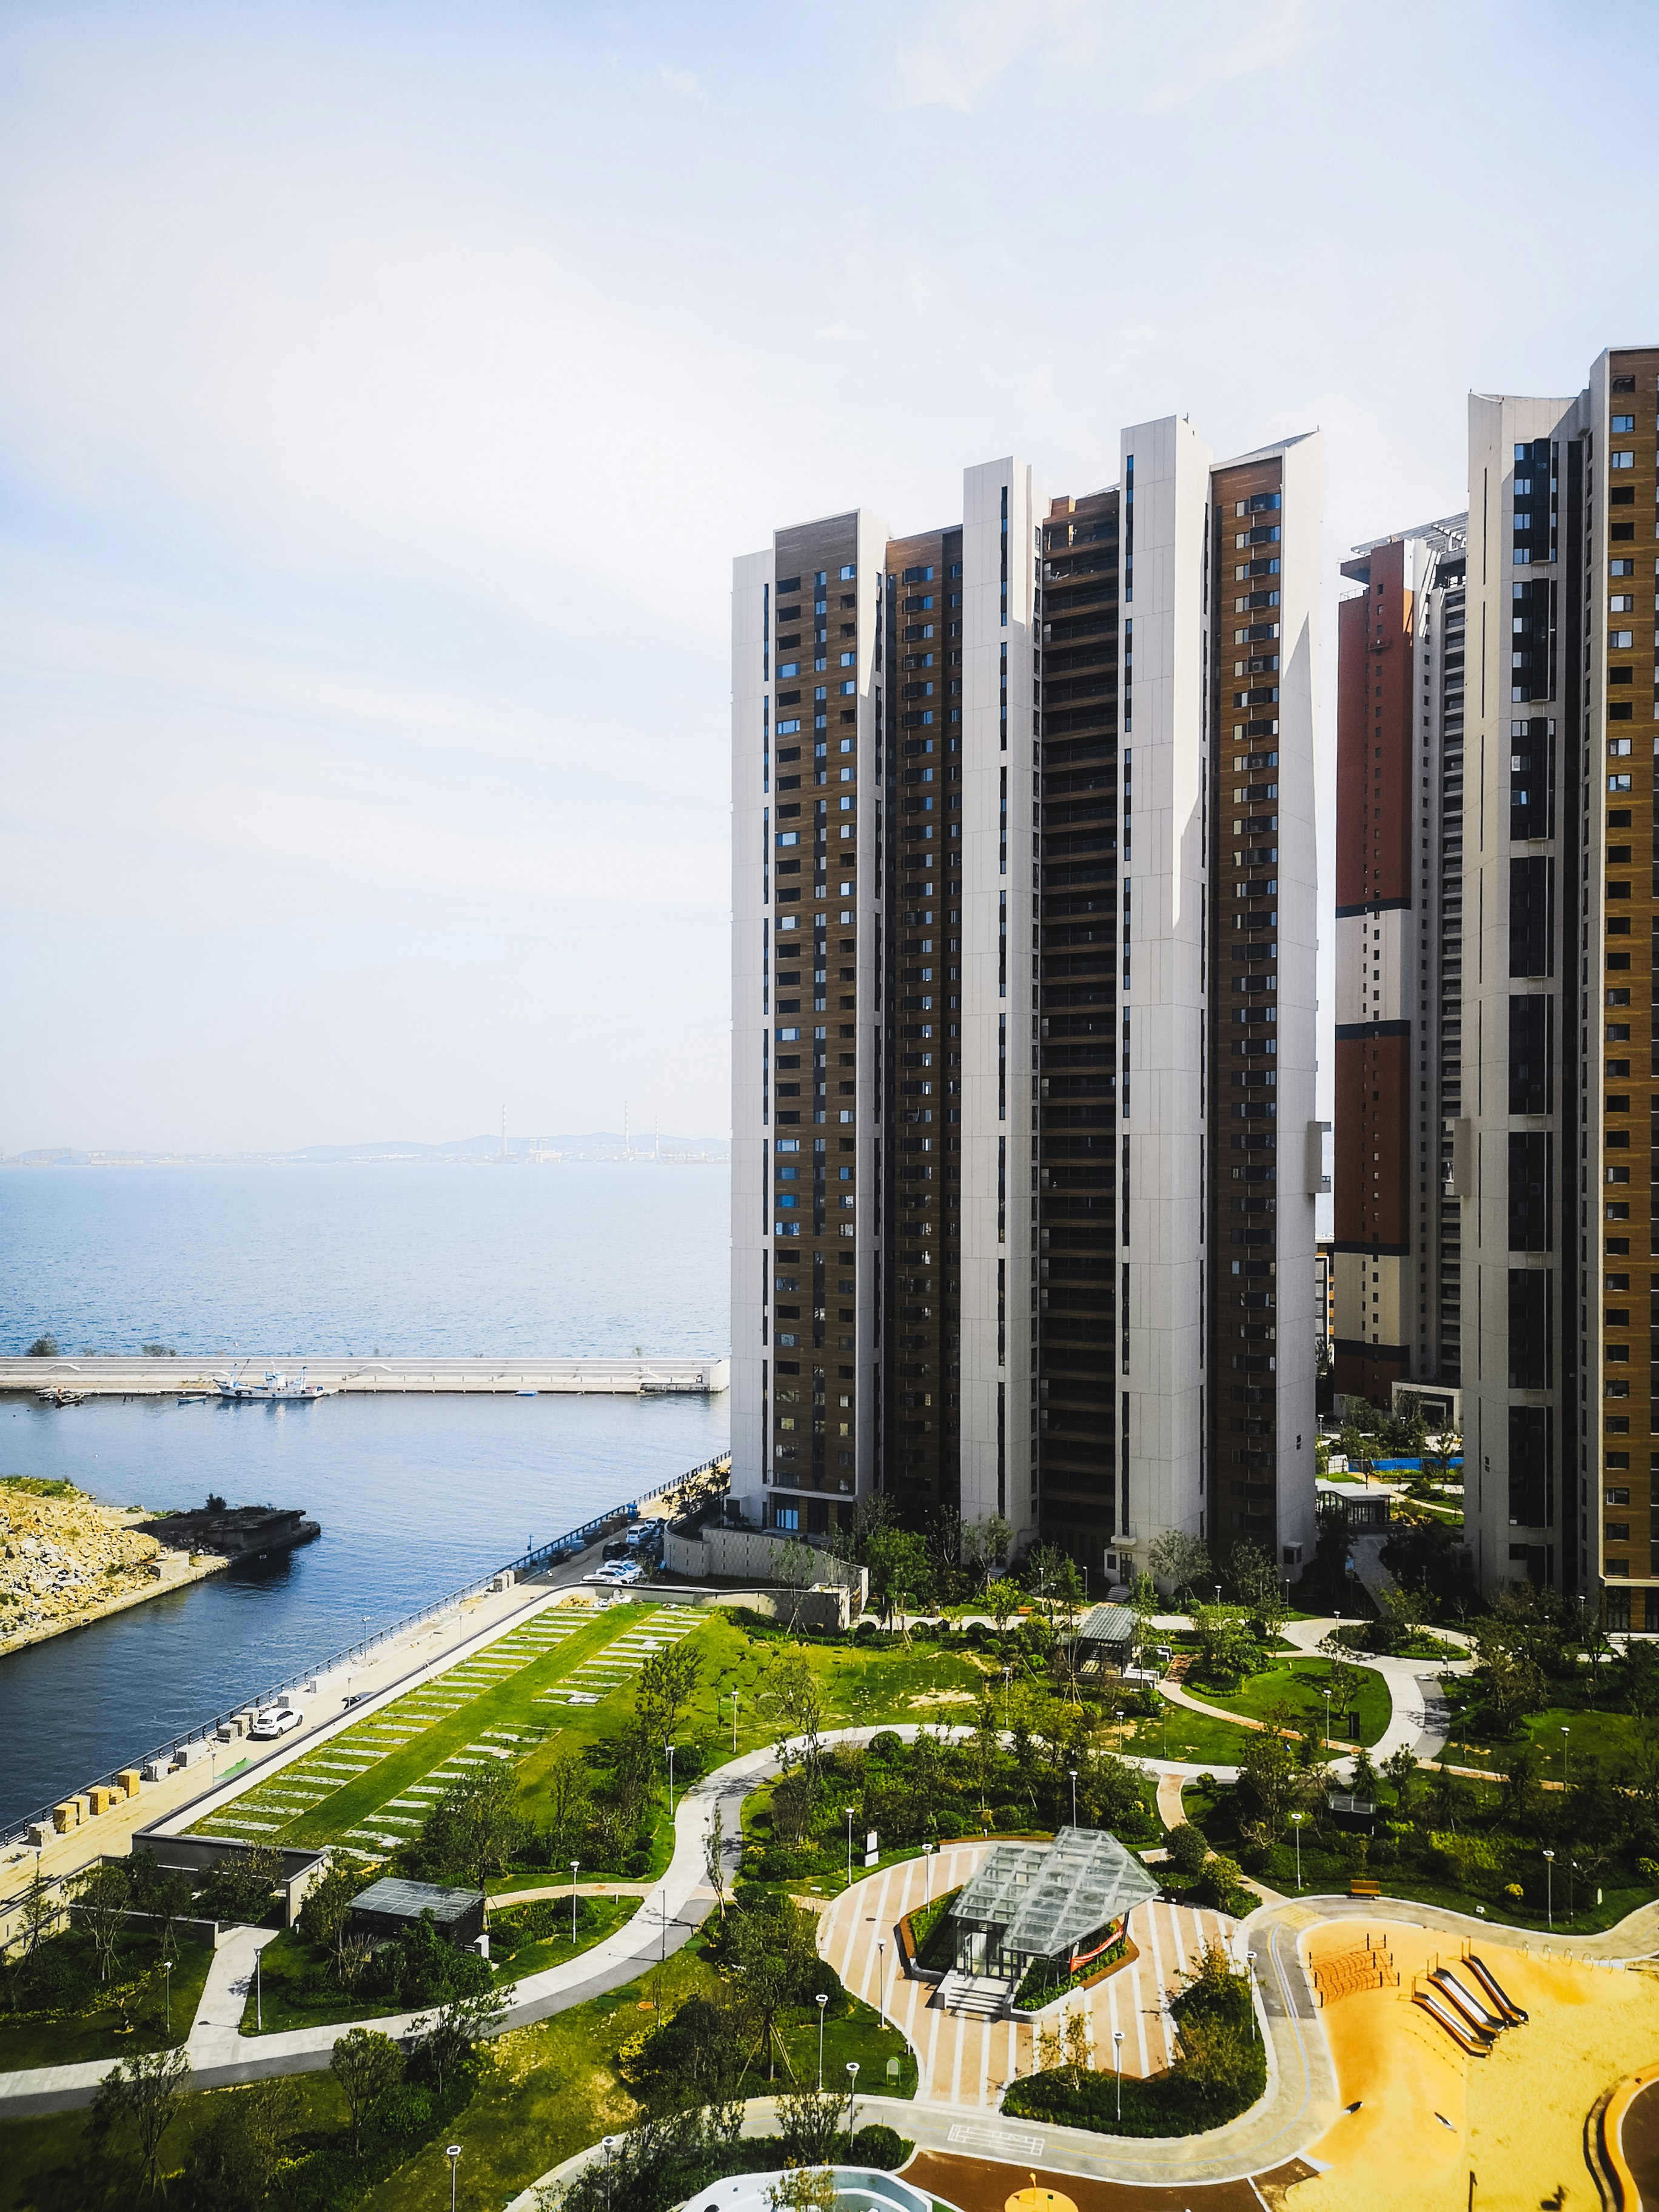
1332,517,1469,1411
731,418,1324,1586
1457,346,1659,1621
1336,346,1659,1623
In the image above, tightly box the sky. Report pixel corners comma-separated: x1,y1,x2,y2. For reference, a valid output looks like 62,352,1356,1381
4,0,1658,1155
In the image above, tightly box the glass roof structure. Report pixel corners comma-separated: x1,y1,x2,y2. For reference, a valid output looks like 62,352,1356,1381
947,1826,1159,1958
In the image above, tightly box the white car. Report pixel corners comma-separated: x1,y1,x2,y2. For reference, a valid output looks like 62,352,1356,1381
592,1561,645,1587
249,1703,303,1740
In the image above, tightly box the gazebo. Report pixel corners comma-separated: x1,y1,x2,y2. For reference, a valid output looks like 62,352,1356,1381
947,1826,1158,1983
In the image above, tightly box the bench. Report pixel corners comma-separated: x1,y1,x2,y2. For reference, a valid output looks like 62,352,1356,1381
1349,1878,1381,1899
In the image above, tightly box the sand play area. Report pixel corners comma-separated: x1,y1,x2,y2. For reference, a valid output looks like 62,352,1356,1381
1287,1919,1659,2210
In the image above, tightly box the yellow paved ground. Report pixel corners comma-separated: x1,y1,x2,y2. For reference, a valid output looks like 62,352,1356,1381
1293,1919,1659,2211
815,1840,1236,2110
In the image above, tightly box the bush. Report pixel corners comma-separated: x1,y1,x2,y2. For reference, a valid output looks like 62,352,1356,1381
867,1731,905,1761
1166,1823,1209,1879
850,2123,908,2168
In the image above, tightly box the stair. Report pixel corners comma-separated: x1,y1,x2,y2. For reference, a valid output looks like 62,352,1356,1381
939,1970,1014,2019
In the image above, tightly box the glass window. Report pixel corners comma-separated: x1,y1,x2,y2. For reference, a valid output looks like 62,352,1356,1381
1610,451,1635,469
1611,415,1635,433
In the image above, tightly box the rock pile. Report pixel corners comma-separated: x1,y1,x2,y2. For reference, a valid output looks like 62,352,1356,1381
0,1481,186,1652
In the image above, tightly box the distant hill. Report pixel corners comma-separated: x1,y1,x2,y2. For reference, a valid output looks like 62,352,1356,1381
7,1134,730,1166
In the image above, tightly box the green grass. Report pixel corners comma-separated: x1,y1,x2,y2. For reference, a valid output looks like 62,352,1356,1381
1187,1657,1392,1746
1438,1702,1656,1777
189,1599,699,1861
1120,1700,1274,1768
0,1932,214,2071
240,1894,637,2034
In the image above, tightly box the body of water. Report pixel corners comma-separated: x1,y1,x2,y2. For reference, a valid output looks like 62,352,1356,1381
0,1164,731,1828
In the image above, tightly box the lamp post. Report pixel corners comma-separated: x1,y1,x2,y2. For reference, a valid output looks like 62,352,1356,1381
1322,1686,1333,1747
601,2136,618,2211
1214,1583,1222,1608
1002,1665,1013,1724
845,1807,856,1889
877,1937,887,2027
255,1946,262,2031
1245,1950,1258,2041
1561,1726,1570,1790
1112,2028,1124,2121
163,1958,173,2037
658,1891,668,1962
727,1692,739,1752
666,1742,678,1818
846,2060,859,2143
816,1992,828,2090
1291,1812,1305,1892
1544,1849,1555,1932
1068,1768,1078,1828
446,2143,461,2212
570,1862,580,1944
923,1842,935,1903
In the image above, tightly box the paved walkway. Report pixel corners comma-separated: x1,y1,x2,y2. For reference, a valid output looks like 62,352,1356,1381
817,1842,1237,2110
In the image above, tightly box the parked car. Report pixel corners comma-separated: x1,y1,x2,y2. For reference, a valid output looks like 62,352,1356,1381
249,1703,303,1739
592,1560,645,1587
602,1539,631,1562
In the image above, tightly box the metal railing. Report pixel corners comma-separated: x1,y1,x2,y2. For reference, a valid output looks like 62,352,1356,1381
0,1451,732,1855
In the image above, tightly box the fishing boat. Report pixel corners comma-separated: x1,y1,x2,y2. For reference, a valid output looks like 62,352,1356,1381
212,1361,326,1404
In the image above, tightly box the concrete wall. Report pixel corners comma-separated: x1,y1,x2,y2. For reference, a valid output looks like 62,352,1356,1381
695,1585,853,1632
661,1521,868,1609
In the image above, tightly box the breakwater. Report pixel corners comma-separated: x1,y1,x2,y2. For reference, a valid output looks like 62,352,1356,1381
1,1355,730,1398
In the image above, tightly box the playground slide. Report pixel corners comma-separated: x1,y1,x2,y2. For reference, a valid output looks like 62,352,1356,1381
1429,1968,1504,2041
1464,1952,1529,2025
1412,1988,1491,2056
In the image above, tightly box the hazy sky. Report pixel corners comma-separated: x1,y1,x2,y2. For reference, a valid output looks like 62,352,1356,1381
4,0,1657,1153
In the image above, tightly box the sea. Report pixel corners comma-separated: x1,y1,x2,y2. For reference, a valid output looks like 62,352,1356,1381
0,1164,731,1830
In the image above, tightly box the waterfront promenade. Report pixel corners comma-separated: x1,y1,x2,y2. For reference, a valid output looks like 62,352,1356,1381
0,1354,730,1396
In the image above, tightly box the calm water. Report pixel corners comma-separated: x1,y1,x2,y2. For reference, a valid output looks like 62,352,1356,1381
0,1165,731,1828
0,1162,728,1356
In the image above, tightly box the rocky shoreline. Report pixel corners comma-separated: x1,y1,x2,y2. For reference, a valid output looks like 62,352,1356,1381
0,1480,227,1659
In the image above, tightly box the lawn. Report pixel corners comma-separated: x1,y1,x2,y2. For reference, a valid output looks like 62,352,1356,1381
239,1894,637,2034
1188,1656,1392,1747
1436,1700,1655,1779
192,1599,690,1860
0,1928,215,2072
1119,1700,1272,1769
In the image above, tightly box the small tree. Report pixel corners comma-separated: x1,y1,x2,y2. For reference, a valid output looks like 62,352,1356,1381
411,1979,511,2099
418,1761,525,1892
1148,1528,1212,1605
768,2171,837,2212
295,1860,361,1954
17,1859,60,1956
774,1535,817,1634
329,2026,404,2154
703,1799,728,1920
196,1845,283,1926
766,1647,826,1778
73,1860,132,1983
635,1646,703,1755
26,1335,59,1358
775,2082,846,2165
91,2047,191,2196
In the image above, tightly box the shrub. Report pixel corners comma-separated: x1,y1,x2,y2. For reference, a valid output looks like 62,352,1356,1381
1166,1823,1209,1879
850,2123,908,2168
867,1731,905,1761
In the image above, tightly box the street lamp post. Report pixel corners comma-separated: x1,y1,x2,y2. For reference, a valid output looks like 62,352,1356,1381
163,1958,173,2037
446,2143,461,2212
1245,1950,1258,2040
1322,1686,1333,1747
816,1992,828,2090
877,1937,887,2027
570,1862,580,1943
923,1842,935,1903
1544,1849,1555,1932
845,1807,856,1889
255,1946,262,2031
1291,1812,1305,1892
846,2060,859,2143
666,1743,678,1818
658,1891,668,1962
1113,2028,1124,2121
1002,1665,1013,1724
727,1692,739,1752
1068,1768,1078,1828
601,2137,618,2211
1561,1726,1570,1790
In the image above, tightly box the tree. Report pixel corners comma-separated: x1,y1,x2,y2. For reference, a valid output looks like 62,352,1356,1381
962,1514,1014,1595
411,1978,511,2099
1188,1604,1261,1692
774,1535,817,1632
766,1647,826,1778
26,1335,59,1358
636,1646,703,1757
988,1575,1019,1637
329,2026,404,2155
91,2047,191,2196
129,1851,193,1963
775,2083,847,2167
196,1845,283,1926
1227,1539,1286,1633
16,1858,59,1956
185,2077,300,2210
295,1859,362,1954
415,1761,525,1892
865,1526,934,1624
73,1860,132,1983
768,2170,838,2212
1148,1528,1212,1604
1236,1715,1301,1840
1384,1744,1419,1812
1023,1544,1084,1636
703,1799,728,1920
538,1744,592,1863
